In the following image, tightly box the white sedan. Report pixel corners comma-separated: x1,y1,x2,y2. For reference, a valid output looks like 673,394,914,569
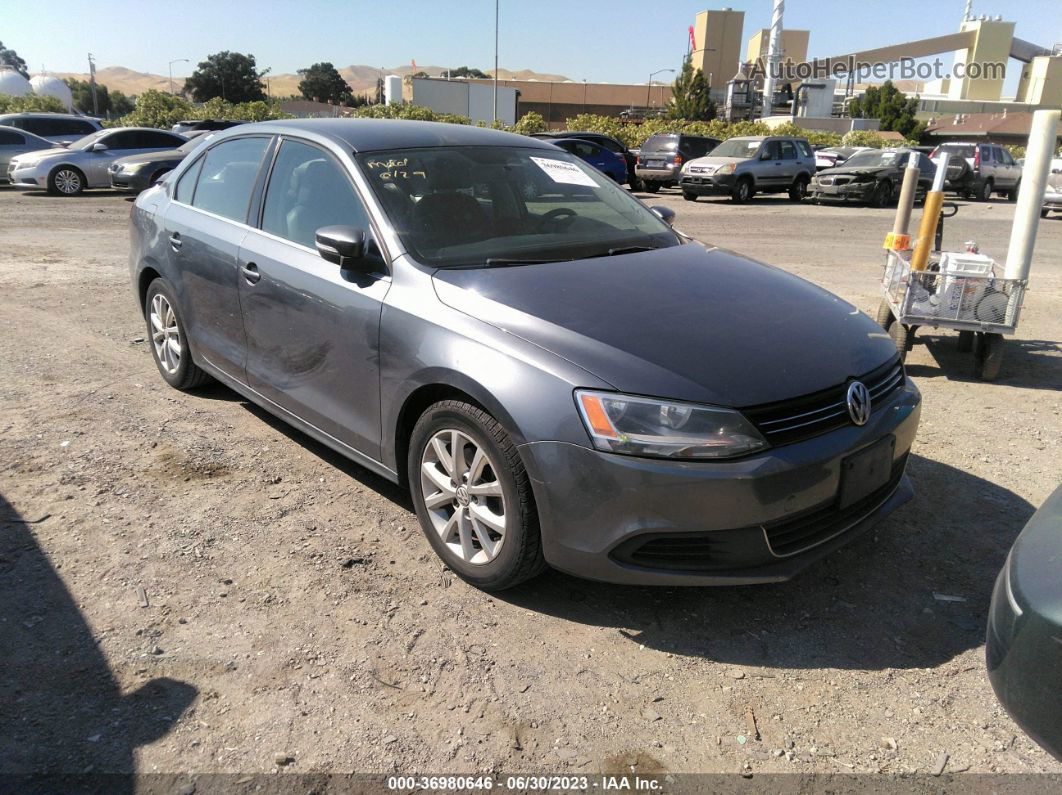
7,127,187,195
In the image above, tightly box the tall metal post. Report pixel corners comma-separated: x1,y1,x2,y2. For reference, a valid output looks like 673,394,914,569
761,0,784,119
493,0,499,123
88,53,99,116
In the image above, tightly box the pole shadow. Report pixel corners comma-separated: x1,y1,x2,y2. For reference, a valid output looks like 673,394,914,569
0,494,196,793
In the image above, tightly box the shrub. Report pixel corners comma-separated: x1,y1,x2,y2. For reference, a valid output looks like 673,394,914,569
105,90,293,129
0,93,67,114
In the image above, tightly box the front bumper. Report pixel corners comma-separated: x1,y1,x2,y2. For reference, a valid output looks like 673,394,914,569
810,180,876,202
679,173,736,195
7,163,44,188
110,169,152,193
520,380,921,585
1043,193,1062,211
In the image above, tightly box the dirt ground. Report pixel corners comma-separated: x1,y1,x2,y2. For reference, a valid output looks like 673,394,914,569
1,183,1060,782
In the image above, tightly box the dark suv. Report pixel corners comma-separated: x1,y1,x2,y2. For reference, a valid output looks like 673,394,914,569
532,131,638,187
635,133,721,192
930,142,1022,202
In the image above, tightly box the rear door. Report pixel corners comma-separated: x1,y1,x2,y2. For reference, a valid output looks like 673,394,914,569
237,137,391,459
776,140,799,185
164,135,272,380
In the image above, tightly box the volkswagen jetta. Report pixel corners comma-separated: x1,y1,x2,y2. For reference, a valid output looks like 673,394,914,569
129,119,921,591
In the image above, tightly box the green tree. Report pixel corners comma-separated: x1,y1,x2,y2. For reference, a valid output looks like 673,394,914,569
0,41,29,79
109,90,135,116
847,80,925,139
65,78,111,115
0,93,66,113
669,55,715,121
297,62,354,105
512,111,547,135
449,66,489,79
184,51,268,103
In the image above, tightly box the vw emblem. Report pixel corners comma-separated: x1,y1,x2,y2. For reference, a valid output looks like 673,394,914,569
846,381,872,426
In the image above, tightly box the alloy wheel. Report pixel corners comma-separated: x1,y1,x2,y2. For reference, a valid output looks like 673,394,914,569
150,293,182,374
54,169,82,194
420,429,507,565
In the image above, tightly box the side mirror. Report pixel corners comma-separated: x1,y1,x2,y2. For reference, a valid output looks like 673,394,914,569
650,205,676,226
89,142,109,152
315,225,366,269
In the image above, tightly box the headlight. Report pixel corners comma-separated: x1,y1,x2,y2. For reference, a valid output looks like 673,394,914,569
715,163,736,175
852,173,876,183
575,390,768,459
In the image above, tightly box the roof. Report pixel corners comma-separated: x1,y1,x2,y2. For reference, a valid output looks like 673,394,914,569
236,118,558,153
875,130,908,142
924,111,1062,140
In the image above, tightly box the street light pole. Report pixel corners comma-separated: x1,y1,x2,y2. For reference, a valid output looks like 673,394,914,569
647,68,675,110
168,58,189,95
493,0,499,123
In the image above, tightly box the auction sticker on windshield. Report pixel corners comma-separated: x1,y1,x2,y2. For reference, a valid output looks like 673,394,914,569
530,156,600,187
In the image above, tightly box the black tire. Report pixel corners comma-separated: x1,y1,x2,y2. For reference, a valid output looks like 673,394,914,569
642,181,659,193
47,165,86,196
682,191,698,202
957,329,974,352
869,180,892,209
888,321,910,362
788,174,809,202
1008,180,1020,202
977,179,993,202
1042,208,1051,218
731,177,753,203
143,278,212,390
975,333,1005,380
408,400,546,591
875,299,894,329
628,176,643,192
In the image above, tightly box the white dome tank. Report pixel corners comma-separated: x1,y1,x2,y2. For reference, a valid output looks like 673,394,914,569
29,74,74,110
0,67,33,97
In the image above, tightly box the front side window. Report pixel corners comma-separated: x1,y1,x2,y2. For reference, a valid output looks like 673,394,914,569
190,137,270,222
174,155,204,204
356,146,680,268
102,131,142,150
262,139,370,248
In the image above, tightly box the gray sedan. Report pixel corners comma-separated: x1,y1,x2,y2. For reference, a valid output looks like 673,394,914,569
129,119,921,591
0,127,60,183
8,127,187,194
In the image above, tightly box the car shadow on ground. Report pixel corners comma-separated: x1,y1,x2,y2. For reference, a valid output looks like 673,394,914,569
498,453,1033,671
0,494,196,791
907,334,1062,391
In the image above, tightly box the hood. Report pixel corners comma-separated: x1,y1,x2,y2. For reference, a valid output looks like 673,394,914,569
432,243,897,407
113,149,184,167
11,148,68,166
817,164,892,178
686,156,746,169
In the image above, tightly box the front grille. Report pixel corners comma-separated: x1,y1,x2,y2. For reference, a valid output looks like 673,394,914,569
764,453,908,557
743,357,904,447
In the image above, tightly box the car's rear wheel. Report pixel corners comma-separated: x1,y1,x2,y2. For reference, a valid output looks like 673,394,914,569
682,190,697,201
978,179,994,202
642,181,659,193
408,400,545,591
48,166,85,196
788,174,809,202
731,177,753,203
144,278,212,390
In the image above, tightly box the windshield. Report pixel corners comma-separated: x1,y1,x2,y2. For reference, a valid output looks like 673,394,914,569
66,129,109,151
843,150,907,169
708,138,763,158
356,146,681,268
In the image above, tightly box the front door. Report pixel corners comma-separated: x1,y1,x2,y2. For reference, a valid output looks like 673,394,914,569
237,138,390,459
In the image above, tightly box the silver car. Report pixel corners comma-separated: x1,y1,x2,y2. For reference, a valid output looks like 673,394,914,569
128,119,920,592
678,135,816,203
8,127,187,195
0,127,60,183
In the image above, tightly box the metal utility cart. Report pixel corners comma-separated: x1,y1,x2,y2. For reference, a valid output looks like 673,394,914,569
875,204,1027,380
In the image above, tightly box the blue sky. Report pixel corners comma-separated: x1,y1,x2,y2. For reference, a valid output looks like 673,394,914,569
5,0,1060,94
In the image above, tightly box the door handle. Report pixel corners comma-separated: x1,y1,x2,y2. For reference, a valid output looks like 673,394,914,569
169,232,182,251
241,262,261,285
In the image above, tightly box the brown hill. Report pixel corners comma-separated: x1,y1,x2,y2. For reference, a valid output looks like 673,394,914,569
50,64,573,99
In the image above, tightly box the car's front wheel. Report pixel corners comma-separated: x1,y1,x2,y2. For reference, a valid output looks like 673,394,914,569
48,166,85,196
408,400,545,591
144,278,212,390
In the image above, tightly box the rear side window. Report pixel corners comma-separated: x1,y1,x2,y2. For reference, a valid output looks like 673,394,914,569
684,138,714,158
594,137,623,153
778,140,797,160
174,156,204,204
261,138,370,248
22,117,95,137
190,137,270,222
0,129,24,145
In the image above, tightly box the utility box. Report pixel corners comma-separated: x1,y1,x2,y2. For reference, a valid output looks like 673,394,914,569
410,77,517,125
384,75,403,105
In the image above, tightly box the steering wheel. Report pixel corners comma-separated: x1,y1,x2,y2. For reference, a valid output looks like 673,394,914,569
538,207,577,232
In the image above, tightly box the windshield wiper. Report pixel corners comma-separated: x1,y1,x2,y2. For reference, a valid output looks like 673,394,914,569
475,256,571,268
583,245,660,259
